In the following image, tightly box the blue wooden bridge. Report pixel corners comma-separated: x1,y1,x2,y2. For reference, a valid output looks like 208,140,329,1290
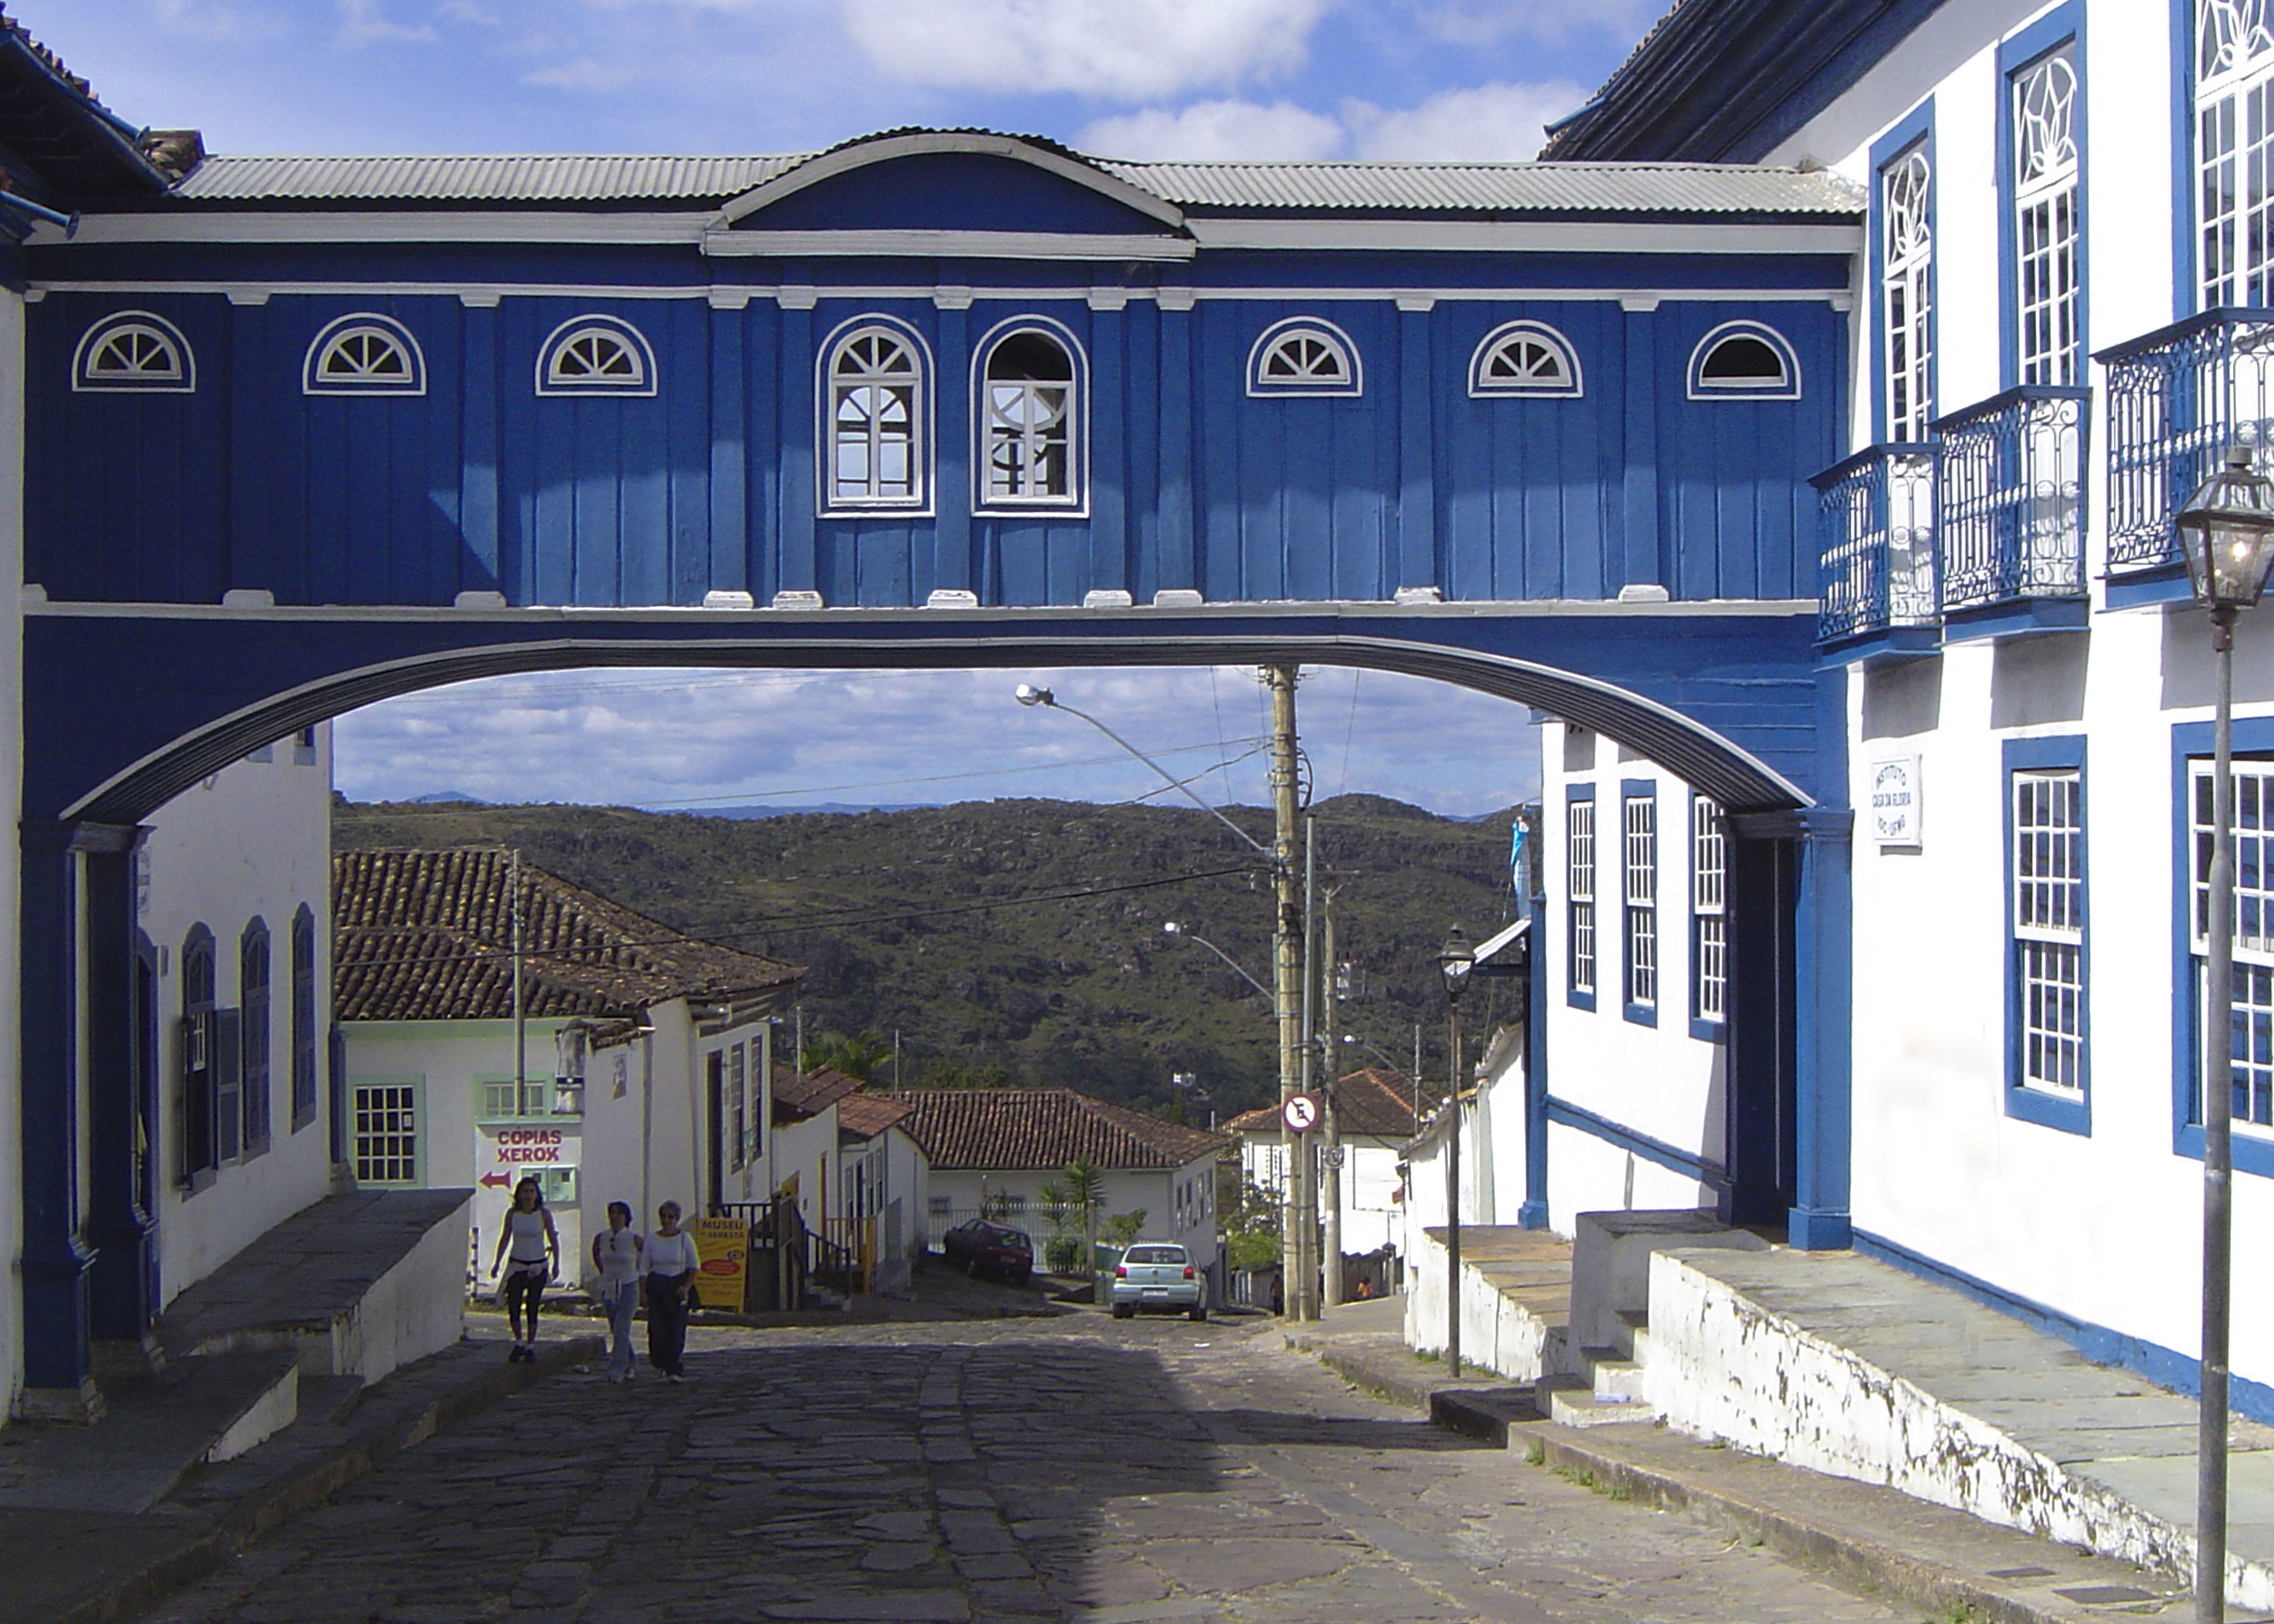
7,107,1864,1400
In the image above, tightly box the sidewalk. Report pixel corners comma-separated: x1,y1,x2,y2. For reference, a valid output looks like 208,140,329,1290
1285,1298,2241,1624
0,1327,602,1624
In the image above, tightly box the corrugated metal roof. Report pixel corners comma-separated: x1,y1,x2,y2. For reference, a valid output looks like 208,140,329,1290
1102,159,1859,215
166,149,1858,217
171,153,810,203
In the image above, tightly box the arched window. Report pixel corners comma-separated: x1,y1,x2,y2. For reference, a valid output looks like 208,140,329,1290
1688,321,1802,401
536,315,656,397
976,321,1082,510
1248,319,1361,396
291,905,319,1131
75,311,195,393
1468,321,1583,398
182,925,227,1175
241,919,271,1155
820,319,930,512
303,313,426,396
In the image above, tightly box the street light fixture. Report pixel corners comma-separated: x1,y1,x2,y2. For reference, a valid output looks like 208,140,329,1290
2178,444,2274,1624
1162,920,1274,1002
1013,684,1275,862
1436,924,1475,1381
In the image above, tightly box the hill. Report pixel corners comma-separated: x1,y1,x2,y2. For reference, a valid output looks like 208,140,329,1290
332,794,1527,1122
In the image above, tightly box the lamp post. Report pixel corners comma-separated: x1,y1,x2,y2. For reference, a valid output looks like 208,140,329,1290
2178,444,2274,1624
1437,925,1475,1379
1162,921,1274,1002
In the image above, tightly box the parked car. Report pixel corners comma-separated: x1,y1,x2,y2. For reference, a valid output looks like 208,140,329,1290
940,1219,1033,1284
1109,1242,1207,1321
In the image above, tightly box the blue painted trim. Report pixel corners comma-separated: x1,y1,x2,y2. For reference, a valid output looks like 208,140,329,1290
1941,596,2088,642
1545,1094,1727,1188
1996,3,2088,389
1870,100,1936,443
1567,780,1597,1013
1523,819,1552,1230
2001,734,2091,1137
1621,779,1658,1027
2172,0,2197,321
1789,677,1855,1252
1854,1226,2274,1424
1816,625,1942,666
2104,561,2195,610
2169,715,2274,1180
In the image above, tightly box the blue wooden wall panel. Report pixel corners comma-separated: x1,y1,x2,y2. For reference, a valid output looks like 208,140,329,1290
741,305,780,604
1126,304,1162,605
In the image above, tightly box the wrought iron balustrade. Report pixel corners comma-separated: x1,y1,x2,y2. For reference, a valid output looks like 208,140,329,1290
2102,307,2274,570
1934,385,2089,612
1811,443,1937,642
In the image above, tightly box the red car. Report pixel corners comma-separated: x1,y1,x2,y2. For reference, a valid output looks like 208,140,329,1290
940,1219,1033,1284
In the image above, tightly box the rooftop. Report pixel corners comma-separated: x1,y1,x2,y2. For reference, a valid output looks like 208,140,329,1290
1225,1069,1441,1141
836,1092,917,1141
877,1088,1227,1172
332,848,802,1024
771,1064,866,1122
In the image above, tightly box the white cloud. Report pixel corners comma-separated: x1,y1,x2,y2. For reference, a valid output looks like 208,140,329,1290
1406,0,1663,50
1077,99,1342,162
523,55,651,91
1345,80,1588,161
145,0,295,43
335,0,438,47
835,0,1332,100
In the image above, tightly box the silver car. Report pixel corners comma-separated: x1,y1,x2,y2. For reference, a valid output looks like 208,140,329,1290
1109,1242,1207,1321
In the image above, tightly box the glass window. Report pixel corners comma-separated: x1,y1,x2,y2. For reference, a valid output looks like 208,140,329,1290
824,324,928,510
353,1081,419,1185
1624,793,1658,1015
1882,144,1935,438
2194,759,2274,1130
2012,48,2082,385
74,311,195,393
980,328,1077,506
1248,320,1360,396
538,317,654,396
303,314,425,396
729,1042,749,1172
1688,322,1801,400
2014,770,2086,1092
241,920,271,1155
291,907,319,1130
2198,0,2274,308
1692,795,1727,1025
182,926,220,1176
1469,321,1582,397
1568,798,1597,1001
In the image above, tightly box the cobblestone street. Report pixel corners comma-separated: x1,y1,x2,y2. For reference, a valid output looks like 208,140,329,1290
137,1313,1904,1624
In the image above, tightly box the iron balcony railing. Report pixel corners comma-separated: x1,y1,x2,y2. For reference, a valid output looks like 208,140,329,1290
1933,385,2090,613
2102,307,2274,571
1812,443,1937,642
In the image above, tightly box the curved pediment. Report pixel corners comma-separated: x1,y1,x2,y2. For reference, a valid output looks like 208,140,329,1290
712,129,1188,251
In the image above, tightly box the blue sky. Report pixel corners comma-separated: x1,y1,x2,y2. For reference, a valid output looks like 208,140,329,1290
29,0,1634,816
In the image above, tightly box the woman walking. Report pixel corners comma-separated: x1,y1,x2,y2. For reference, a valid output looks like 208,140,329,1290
590,1200,643,1382
641,1201,700,1382
489,1176,558,1363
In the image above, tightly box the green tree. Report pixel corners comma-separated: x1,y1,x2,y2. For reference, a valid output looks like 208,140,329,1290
913,1056,1011,1089
1062,1156,1107,1280
800,1029,892,1081
1102,1209,1148,1248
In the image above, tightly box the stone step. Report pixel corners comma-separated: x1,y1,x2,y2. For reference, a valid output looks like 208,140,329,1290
1617,1306,1652,1364
1577,1348,1649,1401
1540,1374,1659,1428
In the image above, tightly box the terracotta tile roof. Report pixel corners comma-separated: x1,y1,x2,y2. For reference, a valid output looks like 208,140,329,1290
1224,1070,1440,1140
836,1093,916,1140
333,848,802,1023
875,1088,1227,1172
771,1064,865,1121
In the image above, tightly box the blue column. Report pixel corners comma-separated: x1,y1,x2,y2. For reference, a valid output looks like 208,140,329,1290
459,299,501,596
1519,833,1550,1231
708,294,749,594
1788,805,1855,1250
1621,301,1662,595
84,826,153,1345
776,297,818,599
1157,296,1196,595
933,301,972,596
1397,299,1438,595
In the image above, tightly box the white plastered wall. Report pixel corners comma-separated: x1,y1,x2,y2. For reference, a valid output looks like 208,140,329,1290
141,734,337,1307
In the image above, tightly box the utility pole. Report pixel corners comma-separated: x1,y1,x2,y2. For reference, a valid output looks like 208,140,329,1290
1266,664,1311,1320
510,848,527,1114
1321,884,1344,1309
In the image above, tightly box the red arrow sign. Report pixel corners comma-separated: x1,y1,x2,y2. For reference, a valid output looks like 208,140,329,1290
480,1170,513,1190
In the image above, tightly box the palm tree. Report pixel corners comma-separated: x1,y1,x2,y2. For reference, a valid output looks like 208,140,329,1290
799,1029,892,1081
1062,1156,1107,1284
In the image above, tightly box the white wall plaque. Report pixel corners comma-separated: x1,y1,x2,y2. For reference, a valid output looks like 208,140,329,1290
1868,755,1922,848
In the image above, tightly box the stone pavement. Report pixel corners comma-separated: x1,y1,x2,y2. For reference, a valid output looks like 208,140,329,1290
125,1309,1918,1624
1287,1298,2231,1624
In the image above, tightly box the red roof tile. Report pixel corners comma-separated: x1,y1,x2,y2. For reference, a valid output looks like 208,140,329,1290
875,1088,1227,1172
771,1064,865,1120
836,1093,916,1139
1224,1070,1439,1139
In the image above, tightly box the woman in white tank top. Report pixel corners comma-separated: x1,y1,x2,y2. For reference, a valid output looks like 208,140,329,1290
488,1177,558,1364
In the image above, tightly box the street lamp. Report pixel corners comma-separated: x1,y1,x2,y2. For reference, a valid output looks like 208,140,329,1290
1014,684,1275,862
1163,920,1274,1002
1436,924,1475,1380
2178,444,2274,1624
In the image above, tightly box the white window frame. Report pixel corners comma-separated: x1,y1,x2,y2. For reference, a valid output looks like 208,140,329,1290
1568,797,1597,1003
2011,48,2081,386
2198,0,2274,309
1623,791,1658,1017
2193,758,2274,1134
729,1042,749,1171
818,317,933,516
353,1078,422,1186
1246,317,1362,397
1691,794,1727,1027
1881,144,1934,437
971,316,1087,517
73,310,195,393
1687,320,1802,401
535,314,656,397
1468,320,1583,398
2012,769,2086,1093
303,313,426,397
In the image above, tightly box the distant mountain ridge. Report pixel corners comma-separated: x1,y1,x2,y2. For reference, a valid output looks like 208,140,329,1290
333,794,1525,1120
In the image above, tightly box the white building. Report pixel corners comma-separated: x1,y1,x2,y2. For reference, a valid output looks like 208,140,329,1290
882,1088,1226,1274
1228,1068,1432,1264
334,848,801,1289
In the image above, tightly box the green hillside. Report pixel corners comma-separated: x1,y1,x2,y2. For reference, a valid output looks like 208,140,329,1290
333,794,1527,1122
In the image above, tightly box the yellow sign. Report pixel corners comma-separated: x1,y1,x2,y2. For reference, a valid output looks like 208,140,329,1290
689,1216,747,1313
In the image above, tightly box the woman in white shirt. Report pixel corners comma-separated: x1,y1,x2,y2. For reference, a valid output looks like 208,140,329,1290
488,1177,559,1364
641,1201,700,1382
589,1201,643,1382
